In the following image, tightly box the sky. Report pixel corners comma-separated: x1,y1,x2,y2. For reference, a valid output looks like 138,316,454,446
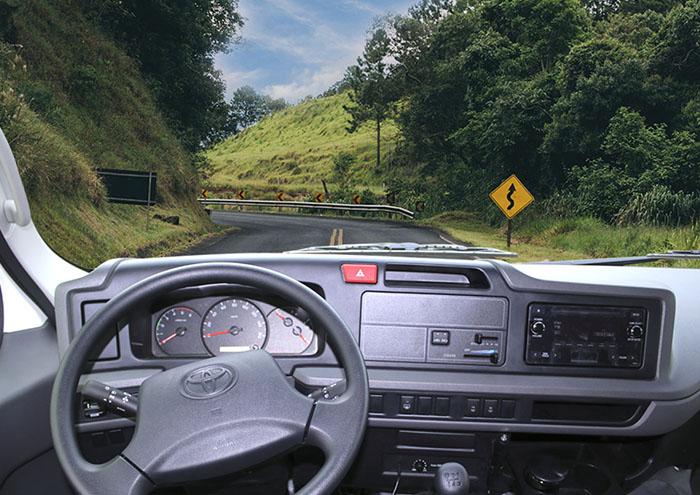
214,0,416,103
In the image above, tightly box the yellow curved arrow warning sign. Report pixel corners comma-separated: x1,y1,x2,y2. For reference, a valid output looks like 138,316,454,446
489,175,534,219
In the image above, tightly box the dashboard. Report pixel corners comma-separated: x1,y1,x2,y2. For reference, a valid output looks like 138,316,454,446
53,253,700,494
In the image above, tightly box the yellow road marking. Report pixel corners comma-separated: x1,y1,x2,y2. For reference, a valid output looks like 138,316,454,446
330,228,337,246
337,228,343,245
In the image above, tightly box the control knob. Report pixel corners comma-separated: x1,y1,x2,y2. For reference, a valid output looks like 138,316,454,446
628,325,644,339
530,321,546,336
412,458,428,473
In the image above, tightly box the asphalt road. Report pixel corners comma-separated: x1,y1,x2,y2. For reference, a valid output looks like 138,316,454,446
192,211,449,255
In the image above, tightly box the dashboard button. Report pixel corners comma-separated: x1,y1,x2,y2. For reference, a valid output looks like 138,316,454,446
369,394,384,413
466,398,481,417
484,399,499,417
431,330,450,345
435,397,450,415
417,396,433,415
400,395,415,414
341,264,378,284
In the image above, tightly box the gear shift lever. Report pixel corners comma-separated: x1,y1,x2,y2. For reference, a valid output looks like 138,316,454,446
434,462,470,495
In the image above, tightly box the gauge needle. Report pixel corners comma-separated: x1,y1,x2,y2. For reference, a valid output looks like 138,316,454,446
275,311,285,320
298,334,307,344
202,330,232,338
159,333,177,345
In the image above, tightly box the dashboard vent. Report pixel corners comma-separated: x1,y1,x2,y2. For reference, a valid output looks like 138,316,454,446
384,265,490,289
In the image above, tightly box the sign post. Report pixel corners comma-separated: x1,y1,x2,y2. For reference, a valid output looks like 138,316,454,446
489,174,534,249
146,171,153,231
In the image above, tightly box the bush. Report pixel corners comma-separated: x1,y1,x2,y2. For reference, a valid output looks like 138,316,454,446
568,161,633,222
616,185,700,226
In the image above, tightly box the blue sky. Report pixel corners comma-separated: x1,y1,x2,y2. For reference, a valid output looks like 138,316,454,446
214,0,416,103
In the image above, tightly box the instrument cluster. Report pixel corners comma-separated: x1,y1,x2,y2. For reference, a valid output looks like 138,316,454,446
150,295,319,358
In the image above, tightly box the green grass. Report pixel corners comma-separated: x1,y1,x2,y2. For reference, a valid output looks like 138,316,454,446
423,211,700,266
206,92,398,199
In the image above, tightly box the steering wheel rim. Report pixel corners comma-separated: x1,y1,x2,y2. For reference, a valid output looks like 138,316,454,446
50,262,369,495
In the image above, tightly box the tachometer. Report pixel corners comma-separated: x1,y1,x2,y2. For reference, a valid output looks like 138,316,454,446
265,306,315,354
201,298,267,356
155,307,202,355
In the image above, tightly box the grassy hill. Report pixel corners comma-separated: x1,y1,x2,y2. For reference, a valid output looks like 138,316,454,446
206,92,399,200
0,1,219,268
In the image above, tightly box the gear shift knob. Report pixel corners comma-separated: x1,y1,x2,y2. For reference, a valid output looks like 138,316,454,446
435,462,470,495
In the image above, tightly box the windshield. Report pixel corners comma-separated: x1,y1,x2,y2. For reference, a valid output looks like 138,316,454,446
1,0,698,269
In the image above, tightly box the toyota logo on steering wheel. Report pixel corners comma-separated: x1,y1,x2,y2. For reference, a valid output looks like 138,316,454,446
180,365,237,399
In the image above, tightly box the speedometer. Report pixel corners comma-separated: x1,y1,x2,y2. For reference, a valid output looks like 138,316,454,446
201,298,267,356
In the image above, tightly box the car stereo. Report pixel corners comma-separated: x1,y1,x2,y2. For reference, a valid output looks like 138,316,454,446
525,304,646,368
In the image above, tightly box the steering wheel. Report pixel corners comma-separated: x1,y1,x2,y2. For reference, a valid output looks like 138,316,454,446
50,263,369,495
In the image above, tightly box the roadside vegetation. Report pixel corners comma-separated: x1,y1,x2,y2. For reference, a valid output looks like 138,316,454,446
0,0,242,267
206,92,399,201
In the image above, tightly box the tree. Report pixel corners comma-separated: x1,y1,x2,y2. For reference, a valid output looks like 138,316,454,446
262,94,288,115
86,0,243,151
332,152,356,201
230,85,266,130
344,21,396,171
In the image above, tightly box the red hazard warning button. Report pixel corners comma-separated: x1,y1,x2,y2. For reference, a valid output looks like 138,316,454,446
341,264,378,284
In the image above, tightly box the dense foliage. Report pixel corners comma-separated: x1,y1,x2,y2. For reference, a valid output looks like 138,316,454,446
348,0,700,225
83,0,243,152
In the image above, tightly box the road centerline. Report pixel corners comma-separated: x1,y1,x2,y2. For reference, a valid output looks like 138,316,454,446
337,228,343,245
329,228,338,246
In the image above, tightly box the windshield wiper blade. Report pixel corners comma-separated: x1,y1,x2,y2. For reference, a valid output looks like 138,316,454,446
287,242,517,258
542,250,700,266
541,256,660,266
646,250,700,259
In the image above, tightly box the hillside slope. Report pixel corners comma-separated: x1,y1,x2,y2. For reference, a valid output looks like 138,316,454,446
206,92,399,199
0,1,217,267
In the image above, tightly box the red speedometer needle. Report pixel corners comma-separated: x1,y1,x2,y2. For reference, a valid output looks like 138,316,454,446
275,311,286,320
159,333,177,345
299,334,307,344
202,330,231,338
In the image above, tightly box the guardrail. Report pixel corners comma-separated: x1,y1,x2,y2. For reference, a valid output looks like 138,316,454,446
198,198,415,219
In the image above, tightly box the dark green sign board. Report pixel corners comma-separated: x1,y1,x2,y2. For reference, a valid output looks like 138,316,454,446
97,169,157,206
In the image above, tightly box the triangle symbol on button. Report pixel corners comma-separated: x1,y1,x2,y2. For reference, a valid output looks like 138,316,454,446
355,269,365,278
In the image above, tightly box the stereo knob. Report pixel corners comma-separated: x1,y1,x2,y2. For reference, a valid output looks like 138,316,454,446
628,325,644,339
530,321,546,336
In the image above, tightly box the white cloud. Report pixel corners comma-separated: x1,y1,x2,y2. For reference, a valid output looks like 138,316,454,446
215,0,412,102
341,0,385,16
262,63,347,101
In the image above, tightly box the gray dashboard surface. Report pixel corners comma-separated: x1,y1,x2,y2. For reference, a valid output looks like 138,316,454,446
54,253,700,437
